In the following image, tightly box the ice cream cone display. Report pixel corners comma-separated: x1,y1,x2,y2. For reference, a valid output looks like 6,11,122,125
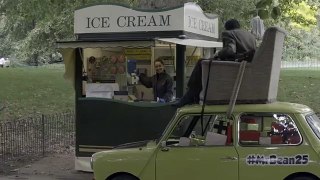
110,66,117,74
118,55,125,63
117,65,125,74
110,55,117,64
86,53,127,82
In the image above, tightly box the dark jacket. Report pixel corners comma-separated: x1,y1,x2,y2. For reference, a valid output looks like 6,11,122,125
139,72,173,102
218,29,256,60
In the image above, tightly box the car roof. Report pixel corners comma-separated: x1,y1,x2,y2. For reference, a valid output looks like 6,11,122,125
178,101,313,115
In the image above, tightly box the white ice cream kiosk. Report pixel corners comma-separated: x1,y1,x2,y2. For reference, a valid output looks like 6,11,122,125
57,2,222,171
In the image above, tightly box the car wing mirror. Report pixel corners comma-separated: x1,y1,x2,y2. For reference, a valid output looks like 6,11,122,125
160,141,170,152
161,141,167,147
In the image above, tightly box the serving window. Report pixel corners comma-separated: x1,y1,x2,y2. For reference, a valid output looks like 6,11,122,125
79,41,206,102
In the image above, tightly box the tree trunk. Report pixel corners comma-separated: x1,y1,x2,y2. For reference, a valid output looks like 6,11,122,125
137,0,193,9
33,53,39,66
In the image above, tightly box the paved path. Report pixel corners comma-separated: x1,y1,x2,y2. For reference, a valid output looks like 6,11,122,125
0,154,93,180
0,173,93,180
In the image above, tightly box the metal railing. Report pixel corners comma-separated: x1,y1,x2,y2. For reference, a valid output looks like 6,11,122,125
0,111,75,165
281,59,320,69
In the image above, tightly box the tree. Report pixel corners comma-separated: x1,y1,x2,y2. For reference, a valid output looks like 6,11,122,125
0,0,135,65
0,0,318,64
136,0,192,9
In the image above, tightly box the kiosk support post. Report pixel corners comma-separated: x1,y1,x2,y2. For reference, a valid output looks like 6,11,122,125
75,47,83,157
176,44,186,98
75,48,83,99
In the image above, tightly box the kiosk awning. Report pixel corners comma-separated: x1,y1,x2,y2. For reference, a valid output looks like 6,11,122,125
156,38,222,48
56,41,154,49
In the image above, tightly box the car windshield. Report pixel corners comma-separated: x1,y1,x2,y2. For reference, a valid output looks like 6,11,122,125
156,111,179,143
306,114,320,140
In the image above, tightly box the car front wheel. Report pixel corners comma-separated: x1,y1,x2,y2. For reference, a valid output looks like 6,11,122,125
290,176,318,180
110,174,138,180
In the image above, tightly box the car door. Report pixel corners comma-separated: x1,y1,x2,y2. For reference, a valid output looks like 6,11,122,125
235,112,315,180
156,113,239,180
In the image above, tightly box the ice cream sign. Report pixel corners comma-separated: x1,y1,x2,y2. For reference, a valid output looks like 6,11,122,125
74,3,219,39
84,15,171,29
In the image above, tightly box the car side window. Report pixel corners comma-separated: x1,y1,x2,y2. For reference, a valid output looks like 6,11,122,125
167,114,233,147
239,113,301,146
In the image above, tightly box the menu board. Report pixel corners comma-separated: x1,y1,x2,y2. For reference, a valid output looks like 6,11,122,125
87,54,127,83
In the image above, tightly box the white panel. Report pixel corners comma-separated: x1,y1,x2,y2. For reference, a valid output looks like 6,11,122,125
157,38,222,48
184,3,219,38
74,3,219,38
74,4,184,34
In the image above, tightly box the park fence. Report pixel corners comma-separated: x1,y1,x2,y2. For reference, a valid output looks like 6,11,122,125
281,59,320,69
0,111,75,166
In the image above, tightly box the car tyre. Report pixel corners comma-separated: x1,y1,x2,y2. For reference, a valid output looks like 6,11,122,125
110,174,138,180
290,176,317,180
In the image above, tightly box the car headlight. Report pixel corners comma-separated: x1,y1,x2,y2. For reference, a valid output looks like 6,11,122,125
90,156,95,170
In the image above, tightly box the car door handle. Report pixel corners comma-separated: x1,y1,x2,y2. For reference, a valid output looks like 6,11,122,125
220,156,238,160
161,147,170,152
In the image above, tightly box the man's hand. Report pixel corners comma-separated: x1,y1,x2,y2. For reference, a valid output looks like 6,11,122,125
213,53,219,59
157,98,166,103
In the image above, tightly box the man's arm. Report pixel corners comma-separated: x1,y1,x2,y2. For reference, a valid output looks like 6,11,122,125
139,73,153,88
217,31,236,60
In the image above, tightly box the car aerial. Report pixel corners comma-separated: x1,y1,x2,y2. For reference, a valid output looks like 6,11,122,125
91,102,320,180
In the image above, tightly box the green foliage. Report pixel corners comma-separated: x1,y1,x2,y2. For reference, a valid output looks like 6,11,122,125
256,0,273,8
196,0,319,62
271,6,281,20
196,0,255,30
0,0,135,65
286,2,318,28
251,0,281,20
283,27,320,61
258,9,270,19
278,0,318,27
250,0,318,28
0,0,318,64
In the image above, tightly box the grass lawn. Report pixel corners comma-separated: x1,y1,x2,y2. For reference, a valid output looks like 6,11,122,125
0,66,319,121
0,65,74,121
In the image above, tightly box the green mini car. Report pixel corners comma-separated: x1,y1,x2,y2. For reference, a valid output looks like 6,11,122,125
91,102,320,180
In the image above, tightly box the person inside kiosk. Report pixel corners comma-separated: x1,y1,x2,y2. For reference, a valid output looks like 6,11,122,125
175,19,256,107
138,59,173,103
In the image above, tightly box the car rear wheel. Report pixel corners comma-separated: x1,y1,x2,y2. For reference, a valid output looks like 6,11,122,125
110,174,138,180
